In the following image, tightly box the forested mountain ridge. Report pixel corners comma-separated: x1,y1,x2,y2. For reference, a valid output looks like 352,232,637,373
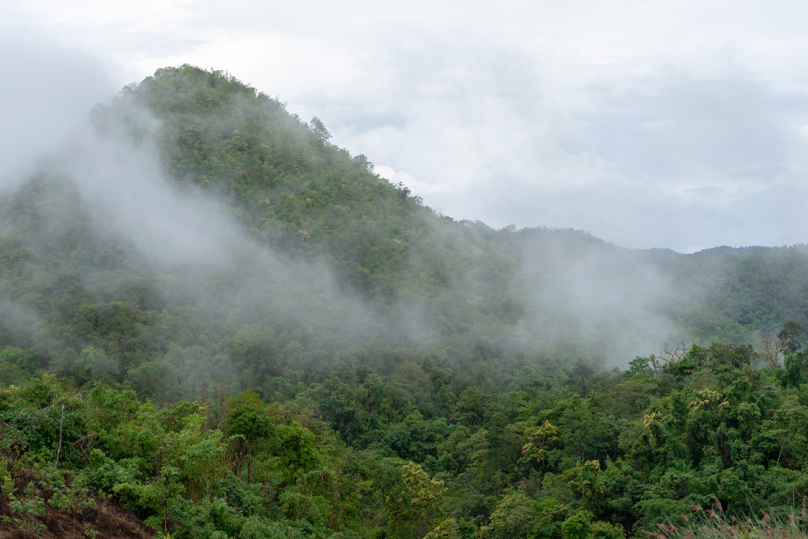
644,244,808,343
2,65,808,538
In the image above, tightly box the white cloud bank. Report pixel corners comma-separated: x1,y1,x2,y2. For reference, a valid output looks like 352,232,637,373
4,0,808,251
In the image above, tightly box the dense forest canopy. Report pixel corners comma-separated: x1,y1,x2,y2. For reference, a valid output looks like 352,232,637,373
1,65,808,538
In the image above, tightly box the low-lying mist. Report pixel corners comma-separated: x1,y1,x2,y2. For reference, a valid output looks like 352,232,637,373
0,67,698,402
514,228,682,366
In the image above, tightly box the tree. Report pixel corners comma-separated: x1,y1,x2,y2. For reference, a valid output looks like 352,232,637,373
520,421,558,473
589,521,625,539
387,462,446,539
661,341,689,363
73,346,120,384
758,331,783,368
225,390,272,483
705,342,755,369
778,321,804,356
310,116,331,141
562,510,592,539
274,420,321,483
479,492,537,539
756,395,808,468
784,350,808,387
625,356,655,379
353,154,374,172
424,518,459,539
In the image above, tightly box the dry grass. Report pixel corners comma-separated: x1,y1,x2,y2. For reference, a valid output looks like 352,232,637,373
645,499,808,539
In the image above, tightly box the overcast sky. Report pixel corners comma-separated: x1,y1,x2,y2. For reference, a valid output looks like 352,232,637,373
3,0,808,252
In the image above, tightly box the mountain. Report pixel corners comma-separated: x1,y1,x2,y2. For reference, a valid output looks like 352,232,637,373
1,65,808,538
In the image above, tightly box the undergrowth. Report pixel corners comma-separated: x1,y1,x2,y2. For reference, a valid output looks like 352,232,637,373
646,499,808,539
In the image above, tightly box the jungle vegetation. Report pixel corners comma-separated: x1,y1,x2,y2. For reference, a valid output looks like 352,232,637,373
1,65,808,538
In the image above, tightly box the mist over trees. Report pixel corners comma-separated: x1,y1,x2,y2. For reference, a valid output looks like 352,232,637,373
1,65,808,538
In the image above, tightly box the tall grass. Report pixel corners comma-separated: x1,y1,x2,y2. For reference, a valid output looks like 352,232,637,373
644,499,808,539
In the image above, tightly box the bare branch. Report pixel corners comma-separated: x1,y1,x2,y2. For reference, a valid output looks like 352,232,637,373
758,331,782,368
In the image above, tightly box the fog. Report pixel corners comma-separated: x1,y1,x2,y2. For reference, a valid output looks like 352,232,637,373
513,229,681,366
0,31,116,187
0,41,702,398
50,126,246,267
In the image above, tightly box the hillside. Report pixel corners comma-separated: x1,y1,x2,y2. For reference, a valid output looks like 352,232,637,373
1,65,808,538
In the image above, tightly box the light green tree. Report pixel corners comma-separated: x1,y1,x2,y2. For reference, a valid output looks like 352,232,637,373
424,518,458,539
387,462,446,539
520,421,559,471
479,491,537,539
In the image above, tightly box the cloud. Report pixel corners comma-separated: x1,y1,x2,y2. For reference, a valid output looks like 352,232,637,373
0,28,116,184
5,0,808,251
334,44,808,251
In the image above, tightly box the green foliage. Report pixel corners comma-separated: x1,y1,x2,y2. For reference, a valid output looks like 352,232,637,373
520,421,558,470
424,518,459,539
561,510,592,539
778,321,805,355
3,65,808,538
588,521,624,539
388,461,446,538
1,336,808,537
480,491,538,539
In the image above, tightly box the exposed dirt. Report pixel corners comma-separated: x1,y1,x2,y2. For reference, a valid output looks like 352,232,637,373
0,497,156,539
0,466,155,539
